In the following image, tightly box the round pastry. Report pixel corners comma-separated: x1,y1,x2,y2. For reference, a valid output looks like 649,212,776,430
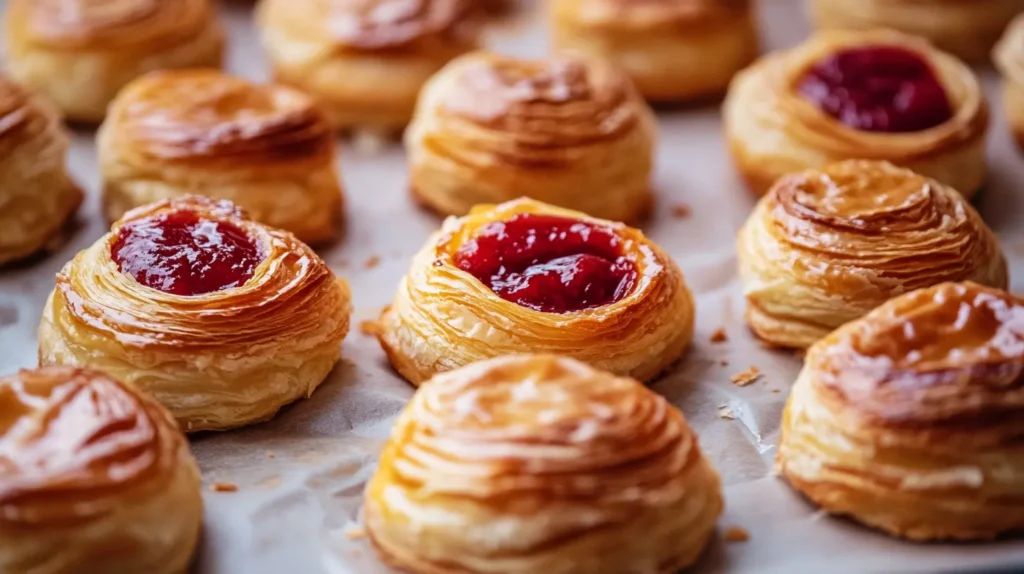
0,367,202,573
255,0,482,133
37,196,352,432
0,76,82,266
807,0,1024,63
364,354,723,573
99,69,344,246
549,0,759,102
996,14,1024,154
737,160,1007,350
2,0,224,124
778,282,1024,541
405,51,657,221
374,198,694,386
724,30,988,198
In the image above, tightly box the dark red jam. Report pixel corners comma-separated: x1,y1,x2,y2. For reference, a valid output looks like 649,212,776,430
112,211,262,296
797,46,953,133
453,214,637,313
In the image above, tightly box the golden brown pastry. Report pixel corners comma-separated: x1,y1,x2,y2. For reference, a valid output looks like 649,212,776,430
374,198,694,386
364,354,723,573
550,0,759,102
256,0,482,133
724,30,988,198
778,282,1024,541
996,14,1024,154
737,160,1007,350
0,367,202,573
807,0,1024,62
0,76,82,266
406,51,657,221
99,69,344,246
38,196,352,432
2,0,224,124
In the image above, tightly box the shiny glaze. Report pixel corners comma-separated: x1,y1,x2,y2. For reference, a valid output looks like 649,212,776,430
326,0,479,50
19,0,212,48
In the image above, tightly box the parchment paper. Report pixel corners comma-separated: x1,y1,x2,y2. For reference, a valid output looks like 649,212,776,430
3,1,1024,572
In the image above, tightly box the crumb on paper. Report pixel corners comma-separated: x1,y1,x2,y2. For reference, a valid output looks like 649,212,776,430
359,320,382,336
717,405,735,420
345,527,367,540
724,526,750,542
266,451,276,459
709,327,728,343
363,255,381,269
772,389,782,394
210,482,238,493
720,360,729,367
731,366,762,387
670,203,692,218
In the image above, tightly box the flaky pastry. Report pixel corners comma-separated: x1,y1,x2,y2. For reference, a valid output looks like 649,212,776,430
99,69,344,245
724,30,988,197
256,0,481,133
406,51,657,221
38,196,352,432
550,0,758,102
0,76,82,266
364,354,723,573
996,14,1024,154
0,367,201,573
2,0,224,123
778,282,1024,541
737,160,1007,349
375,198,694,386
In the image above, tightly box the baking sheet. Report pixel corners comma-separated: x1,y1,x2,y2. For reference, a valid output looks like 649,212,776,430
3,1,1024,572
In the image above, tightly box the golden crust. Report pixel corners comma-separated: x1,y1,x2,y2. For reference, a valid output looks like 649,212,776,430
0,367,201,573
737,160,1007,349
2,0,224,124
723,29,988,198
256,0,481,132
995,15,1024,154
363,354,723,574
0,76,82,266
808,0,1024,62
99,69,344,246
37,196,352,432
778,282,1024,541
550,0,758,102
406,51,656,221
375,198,694,386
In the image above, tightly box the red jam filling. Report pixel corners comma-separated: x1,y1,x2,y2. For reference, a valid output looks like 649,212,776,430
453,214,638,313
111,211,262,296
797,46,953,133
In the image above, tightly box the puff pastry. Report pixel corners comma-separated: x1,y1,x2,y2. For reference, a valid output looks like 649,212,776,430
737,160,1007,350
374,198,694,386
38,196,352,432
0,367,201,573
256,0,482,133
364,354,723,573
778,282,1024,541
550,0,758,102
807,0,1024,62
99,69,344,246
406,51,657,221
996,14,1024,154
0,76,82,266
2,0,224,124
724,30,988,197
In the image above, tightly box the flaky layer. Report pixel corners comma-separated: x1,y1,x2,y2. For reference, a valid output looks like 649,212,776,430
364,355,722,574
996,14,1024,153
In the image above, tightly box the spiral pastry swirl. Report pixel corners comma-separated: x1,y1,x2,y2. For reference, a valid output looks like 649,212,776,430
996,15,1024,154
363,355,723,574
406,51,656,221
99,69,343,245
38,196,352,432
724,30,988,197
778,282,1024,540
0,367,201,573
738,160,1006,349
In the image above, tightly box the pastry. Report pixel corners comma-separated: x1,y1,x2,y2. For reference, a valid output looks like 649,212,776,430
364,354,723,573
374,198,694,386
778,282,1024,541
724,30,988,198
550,0,759,102
0,367,202,573
2,0,224,124
38,196,352,432
738,160,1007,350
406,51,657,221
255,0,482,133
996,14,1024,154
807,0,1024,63
99,69,344,246
0,76,82,266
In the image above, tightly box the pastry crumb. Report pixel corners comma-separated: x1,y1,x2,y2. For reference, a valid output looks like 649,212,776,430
731,366,762,387
717,405,735,420
359,320,382,336
363,255,381,269
720,360,729,367
210,482,238,493
709,327,728,343
724,526,750,542
345,527,367,540
266,451,276,459
771,389,782,394
670,203,692,218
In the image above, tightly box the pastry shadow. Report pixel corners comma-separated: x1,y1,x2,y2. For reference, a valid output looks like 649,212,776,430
974,162,1021,232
